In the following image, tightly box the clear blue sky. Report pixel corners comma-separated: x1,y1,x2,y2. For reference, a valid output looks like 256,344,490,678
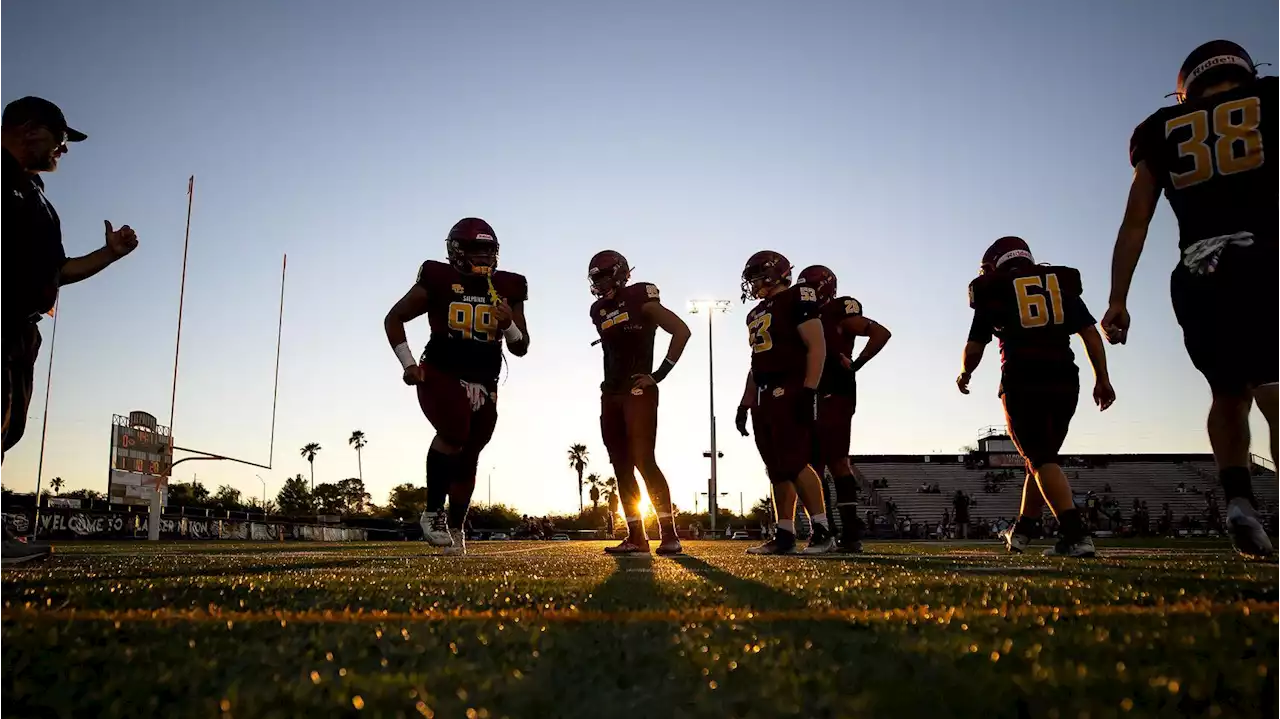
2,0,1275,515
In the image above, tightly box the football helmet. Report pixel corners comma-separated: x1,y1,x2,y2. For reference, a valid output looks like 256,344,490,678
980,236,1034,276
1176,40,1257,103
588,250,631,298
797,265,837,304
741,250,793,302
446,217,499,274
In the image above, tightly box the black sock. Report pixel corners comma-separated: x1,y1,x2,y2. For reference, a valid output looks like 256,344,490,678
425,448,457,514
1219,466,1254,504
1014,514,1042,536
1057,509,1086,541
448,458,478,529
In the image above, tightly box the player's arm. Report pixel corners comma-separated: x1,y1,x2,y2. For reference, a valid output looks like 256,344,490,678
505,300,530,357
838,315,892,371
957,308,991,395
1077,324,1115,410
384,283,429,379
797,318,826,390
640,301,691,382
735,371,756,436
1104,151,1161,344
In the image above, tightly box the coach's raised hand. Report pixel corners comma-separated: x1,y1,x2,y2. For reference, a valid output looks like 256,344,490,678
105,220,139,258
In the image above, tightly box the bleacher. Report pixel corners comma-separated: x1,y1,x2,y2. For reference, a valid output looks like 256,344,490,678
850,439,1277,529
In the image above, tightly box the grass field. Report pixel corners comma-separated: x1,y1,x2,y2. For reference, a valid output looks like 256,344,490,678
2,539,1276,718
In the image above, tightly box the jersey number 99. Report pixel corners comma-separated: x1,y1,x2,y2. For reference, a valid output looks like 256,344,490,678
449,302,497,341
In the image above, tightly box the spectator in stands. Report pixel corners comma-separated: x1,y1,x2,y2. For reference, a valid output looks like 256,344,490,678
1160,503,1174,536
1176,481,1187,494
1104,482,1113,493
952,490,971,539
917,482,929,494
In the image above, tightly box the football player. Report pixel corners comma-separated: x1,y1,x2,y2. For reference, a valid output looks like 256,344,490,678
958,236,1115,558
796,265,892,552
384,218,530,556
588,250,692,555
1104,39,1276,558
735,250,837,555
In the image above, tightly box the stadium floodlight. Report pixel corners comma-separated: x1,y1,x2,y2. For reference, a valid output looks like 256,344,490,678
687,299,731,534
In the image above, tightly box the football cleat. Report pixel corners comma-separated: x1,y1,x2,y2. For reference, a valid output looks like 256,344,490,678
1043,536,1096,558
588,250,631,299
442,529,467,556
1,527,52,566
420,509,453,547
1226,499,1275,559
746,529,797,555
655,536,684,556
999,526,1031,554
801,523,838,555
604,538,649,555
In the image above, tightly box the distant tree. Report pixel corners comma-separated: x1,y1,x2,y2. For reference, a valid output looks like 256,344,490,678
336,477,371,514
300,442,322,491
349,431,367,482
386,483,429,522
64,488,105,502
244,497,279,514
213,484,244,510
49,477,65,494
567,443,589,513
587,472,602,512
467,503,522,530
751,496,774,525
276,474,314,514
313,482,344,514
167,481,211,507
960,444,978,454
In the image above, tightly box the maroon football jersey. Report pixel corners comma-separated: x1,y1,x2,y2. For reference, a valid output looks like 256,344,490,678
746,284,821,385
1130,76,1275,250
590,282,661,393
968,264,1094,392
818,295,863,395
416,260,528,386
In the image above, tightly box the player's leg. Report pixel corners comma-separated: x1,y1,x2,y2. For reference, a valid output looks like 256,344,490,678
2,326,52,565
1254,383,1278,468
442,391,498,556
1000,466,1045,553
1173,266,1274,557
819,393,861,551
601,394,647,553
774,388,835,554
746,409,798,555
417,365,472,548
628,386,680,554
1004,387,1091,557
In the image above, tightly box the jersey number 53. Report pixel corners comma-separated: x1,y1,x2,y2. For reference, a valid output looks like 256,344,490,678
748,314,774,353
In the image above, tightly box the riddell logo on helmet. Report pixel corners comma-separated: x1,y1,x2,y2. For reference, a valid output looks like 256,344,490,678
1186,55,1252,86
475,233,494,241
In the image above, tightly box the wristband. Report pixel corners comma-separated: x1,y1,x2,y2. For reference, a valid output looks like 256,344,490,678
393,342,416,370
850,356,868,373
503,324,524,343
650,357,677,383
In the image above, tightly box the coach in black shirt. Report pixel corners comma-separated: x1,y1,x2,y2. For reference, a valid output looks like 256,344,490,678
2,97,138,459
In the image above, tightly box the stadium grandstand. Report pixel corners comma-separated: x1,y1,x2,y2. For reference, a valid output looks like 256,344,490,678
847,427,1278,540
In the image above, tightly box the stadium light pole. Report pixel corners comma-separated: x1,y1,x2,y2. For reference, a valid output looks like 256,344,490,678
256,474,266,507
688,299,731,535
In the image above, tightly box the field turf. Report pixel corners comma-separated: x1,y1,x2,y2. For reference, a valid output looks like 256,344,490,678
2,539,1276,718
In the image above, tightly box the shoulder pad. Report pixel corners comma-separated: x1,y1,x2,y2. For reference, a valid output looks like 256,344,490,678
416,259,448,286
641,282,660,301
794,284,818,304
967,276,985,309
495,270,529,303
837,296,863,316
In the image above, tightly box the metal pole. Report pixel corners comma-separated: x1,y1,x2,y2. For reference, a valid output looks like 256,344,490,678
708,310,718,535
32,299,60,538
268,254,286,469
166,176,195,486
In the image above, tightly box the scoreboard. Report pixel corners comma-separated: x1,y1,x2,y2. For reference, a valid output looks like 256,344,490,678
108,412,172,506
112,424,173,477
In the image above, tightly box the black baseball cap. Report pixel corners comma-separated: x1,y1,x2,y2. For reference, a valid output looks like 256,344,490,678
2,96,87,142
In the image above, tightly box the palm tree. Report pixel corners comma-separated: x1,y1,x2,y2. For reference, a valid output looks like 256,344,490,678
567,443,589,513
587,472,602,512
349,430,367,482
300,442,322,491
49,477,65,495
